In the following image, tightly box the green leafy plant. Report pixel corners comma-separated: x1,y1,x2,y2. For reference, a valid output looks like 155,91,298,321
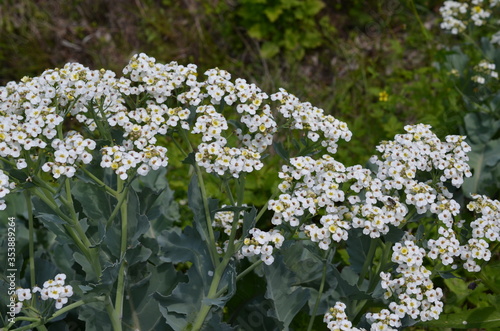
0,52,499,331
232,0,326,59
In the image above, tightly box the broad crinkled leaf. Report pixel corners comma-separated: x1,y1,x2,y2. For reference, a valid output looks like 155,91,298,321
123,263,181,330
464,112,500,145
126,190,151,248
154,266,205,331
347,229,372,273
264,256,310,330
158,226,213,273
72,180,112,224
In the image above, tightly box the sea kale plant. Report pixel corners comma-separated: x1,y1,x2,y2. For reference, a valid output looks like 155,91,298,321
1,53,500,330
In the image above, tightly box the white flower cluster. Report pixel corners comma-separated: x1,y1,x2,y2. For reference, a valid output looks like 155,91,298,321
440,1,469,34
13,274,73,315
349,191,408,239
426,226,461,265
122,53,198,104
324,302,365,331
42,131,96,178
0,170,15,210
268,154,407,241
100,144,168,180
270,124,489,329
0,57,171,196
1,53,331,210
271,88,352,154
195,143,264,177
190,69,277,177
241,228,284,265
271,124,473,251
440,0,497,35
467,194,500,240
33,273,74,309
457,194,500,271
212,206,245,236
269,156,402,238
375,235,444,329
471,59,499,84
371,124,472,191
269,155,348,225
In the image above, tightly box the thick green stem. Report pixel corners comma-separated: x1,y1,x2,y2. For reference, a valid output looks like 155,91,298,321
32,189,92,260
308,248,333,331
9,322,42,331
195,167,220,265
114,177,128,329
33,187,102,277
190,176,247,330
368,240,392,293
353,239,391,322
178,129,219,266
31,175,57,195
106,184,129,228
106,296,123,331
222,179,236,205
357,238,379,287
24,191,36,290
190,255,232,331
64,178,78,221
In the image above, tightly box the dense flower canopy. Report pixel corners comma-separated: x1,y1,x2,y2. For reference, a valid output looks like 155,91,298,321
2,53,500,330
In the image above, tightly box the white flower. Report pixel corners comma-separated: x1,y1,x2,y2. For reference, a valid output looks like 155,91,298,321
16,288,32,301
13,302,23,314
55,297,68,309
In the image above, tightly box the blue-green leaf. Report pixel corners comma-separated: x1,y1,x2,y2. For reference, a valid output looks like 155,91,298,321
264,256,310,330
72,180,112,224
346,229,371,273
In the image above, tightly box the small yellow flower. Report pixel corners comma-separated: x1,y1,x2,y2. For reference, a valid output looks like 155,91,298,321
379,91,389,102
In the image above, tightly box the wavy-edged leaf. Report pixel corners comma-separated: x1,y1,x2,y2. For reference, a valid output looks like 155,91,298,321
123,263,180,330
346,229,371,273
154,265,205,331
127,190,151,248
72,180,113,224
264,256,310,330
158,226,213,273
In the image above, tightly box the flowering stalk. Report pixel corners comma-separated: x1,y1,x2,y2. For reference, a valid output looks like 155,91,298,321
24,190,36,290
190,175,246,330
307,248,333,331
114,177,128,328
357,238,379,288
178,127,220,266
30,188,96,270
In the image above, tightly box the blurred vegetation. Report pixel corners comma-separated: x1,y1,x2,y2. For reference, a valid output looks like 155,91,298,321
0,0,472,232
0,0,460,166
